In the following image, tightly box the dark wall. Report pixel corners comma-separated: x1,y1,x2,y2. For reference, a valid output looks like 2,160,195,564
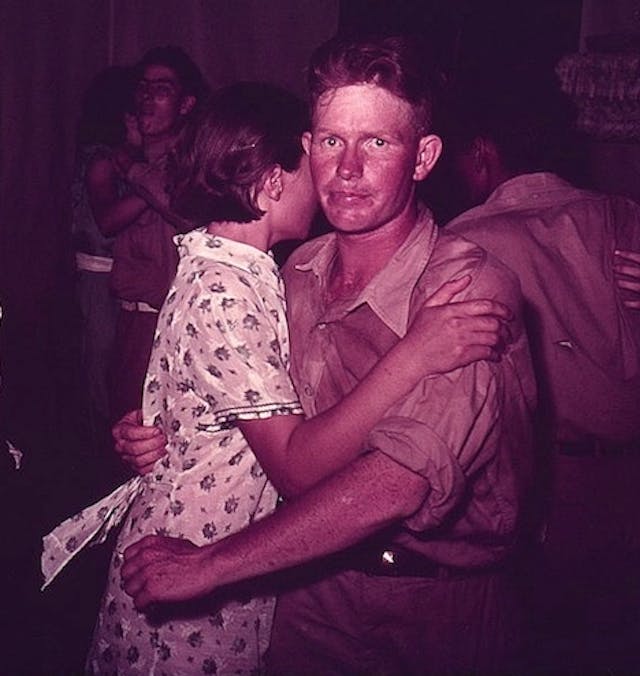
338,0,582,77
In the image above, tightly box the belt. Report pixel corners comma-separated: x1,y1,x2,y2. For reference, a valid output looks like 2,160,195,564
555,438,640,457
346,545,501,580
119,299,159,314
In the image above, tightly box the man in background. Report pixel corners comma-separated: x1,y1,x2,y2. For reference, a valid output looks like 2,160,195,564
444,74,640,672
104,46,208,421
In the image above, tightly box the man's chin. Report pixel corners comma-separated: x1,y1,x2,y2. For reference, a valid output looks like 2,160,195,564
323,207,369,234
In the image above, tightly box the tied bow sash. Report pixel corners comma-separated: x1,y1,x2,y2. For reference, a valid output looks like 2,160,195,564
41,476,145,590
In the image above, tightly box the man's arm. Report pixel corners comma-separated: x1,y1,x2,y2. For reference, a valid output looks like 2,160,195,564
121,450,428,610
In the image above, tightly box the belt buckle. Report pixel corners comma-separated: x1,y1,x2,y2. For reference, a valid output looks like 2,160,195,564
376,548,443,578
379,549,401,576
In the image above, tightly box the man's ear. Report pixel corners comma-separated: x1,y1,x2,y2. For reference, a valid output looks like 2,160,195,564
301,131,312,156
472,137,487,170
471,136,501,171
179,95,196,116
413,134,443,181
261,165,284,202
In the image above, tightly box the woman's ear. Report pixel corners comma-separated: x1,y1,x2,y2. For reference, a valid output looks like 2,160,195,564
260,165,284,202
413,134,443,181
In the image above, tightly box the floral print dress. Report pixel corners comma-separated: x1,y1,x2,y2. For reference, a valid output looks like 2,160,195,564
84,230,303,674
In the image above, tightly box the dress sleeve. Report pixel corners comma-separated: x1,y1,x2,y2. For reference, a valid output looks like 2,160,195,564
148,267,302,432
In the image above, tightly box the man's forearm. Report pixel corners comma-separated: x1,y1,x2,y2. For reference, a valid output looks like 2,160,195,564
122,437,430,609
200,451,428,589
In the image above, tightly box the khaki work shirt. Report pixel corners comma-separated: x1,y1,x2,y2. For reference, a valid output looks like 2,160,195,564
283,210,537,568
448,173,640,445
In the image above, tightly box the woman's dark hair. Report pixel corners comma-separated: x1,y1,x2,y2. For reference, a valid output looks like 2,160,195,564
308,35,441,133
77,66,136,147
171,82,309,225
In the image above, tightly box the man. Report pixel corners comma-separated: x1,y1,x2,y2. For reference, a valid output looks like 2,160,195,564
104,46,207,421
118,36,536,674
443,77,640,671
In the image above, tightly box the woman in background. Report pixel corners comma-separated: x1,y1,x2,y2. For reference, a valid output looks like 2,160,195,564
72,66,141,453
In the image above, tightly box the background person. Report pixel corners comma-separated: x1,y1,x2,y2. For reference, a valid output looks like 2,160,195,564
443,73,640,672
71,65,142,463
107,45,208,422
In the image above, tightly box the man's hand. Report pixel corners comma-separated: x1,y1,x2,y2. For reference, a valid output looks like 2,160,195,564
614,249,640,310
406,275,513,373
113,409,167,475
121,535,214,611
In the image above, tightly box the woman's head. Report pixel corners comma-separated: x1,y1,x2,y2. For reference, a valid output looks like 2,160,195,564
77,66,137,148
171,82,310,225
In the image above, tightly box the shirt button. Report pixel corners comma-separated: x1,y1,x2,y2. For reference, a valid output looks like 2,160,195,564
317,322,327,330
304,385,313,397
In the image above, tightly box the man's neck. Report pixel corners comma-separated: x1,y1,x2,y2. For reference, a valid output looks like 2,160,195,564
327,205,418,300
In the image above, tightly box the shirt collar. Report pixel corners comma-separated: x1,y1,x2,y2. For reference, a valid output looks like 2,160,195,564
175,228,279,279
485,172,571,207
294,207,438,337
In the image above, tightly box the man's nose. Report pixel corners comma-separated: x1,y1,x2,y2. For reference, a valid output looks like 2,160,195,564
337,145,363,180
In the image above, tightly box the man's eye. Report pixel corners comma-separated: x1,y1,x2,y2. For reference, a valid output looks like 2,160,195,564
322,137,338,147
372,138,386,148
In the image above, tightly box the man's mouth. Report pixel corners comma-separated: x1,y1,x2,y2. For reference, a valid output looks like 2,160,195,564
328,191,369,207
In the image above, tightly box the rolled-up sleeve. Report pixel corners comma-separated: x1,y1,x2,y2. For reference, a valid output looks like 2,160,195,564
367,360,504,532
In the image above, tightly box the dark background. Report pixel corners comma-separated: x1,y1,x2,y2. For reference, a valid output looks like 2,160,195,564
0,1,588,672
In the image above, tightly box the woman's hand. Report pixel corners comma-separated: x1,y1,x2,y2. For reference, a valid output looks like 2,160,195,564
113,409,168,475
404,275,513,375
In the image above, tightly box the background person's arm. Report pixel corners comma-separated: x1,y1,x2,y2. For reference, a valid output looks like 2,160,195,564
86,157,149,237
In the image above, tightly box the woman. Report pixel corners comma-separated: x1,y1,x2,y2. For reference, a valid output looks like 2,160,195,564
72,66,142,452
44,82,499,675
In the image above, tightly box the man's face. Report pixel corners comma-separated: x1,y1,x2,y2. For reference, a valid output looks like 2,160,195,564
134,64,192,140
303,84,437,235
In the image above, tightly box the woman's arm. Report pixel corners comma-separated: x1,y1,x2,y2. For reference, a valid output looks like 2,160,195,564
114,277,511,494
86,156,149,237
241,276,512,497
